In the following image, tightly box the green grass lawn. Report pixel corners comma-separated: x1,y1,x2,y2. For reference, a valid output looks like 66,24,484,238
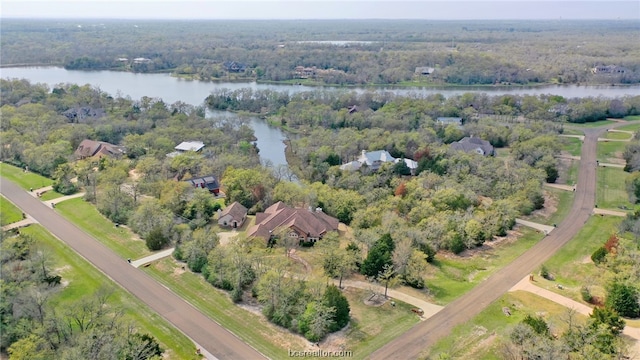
535,216,622,304
424,291,587,359
39,190,65,201
55,197,151,259
564,160,579,186
1,195,24,226
427,228,545,305
622,115,640,121
572,119,615,128
0,162,53,190
616,122,640,132
560,137,582,157
527,188,574,226
596,167,631,210
597,141,628,163
603,131,633,140
344,288,420,359
19,225,199,360
561,128,584,136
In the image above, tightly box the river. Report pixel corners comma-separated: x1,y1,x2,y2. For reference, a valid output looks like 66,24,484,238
1,66,639,166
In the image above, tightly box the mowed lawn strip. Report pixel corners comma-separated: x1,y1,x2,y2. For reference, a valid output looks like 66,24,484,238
603,131,633,140
596,167,631,210
527,188,574,226
0,163,53,190
597,141,628,163
424,291,589,360
560,137,582,157
19,225,198,360
1,195,24,226
55,197,152,259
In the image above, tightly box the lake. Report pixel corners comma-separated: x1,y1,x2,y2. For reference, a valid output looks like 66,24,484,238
2,66,639,166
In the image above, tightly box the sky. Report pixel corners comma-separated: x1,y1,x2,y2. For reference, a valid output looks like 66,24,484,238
1,0,639,20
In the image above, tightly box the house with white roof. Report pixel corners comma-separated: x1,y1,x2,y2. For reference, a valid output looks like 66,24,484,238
167,141,205,158
340,150,418,174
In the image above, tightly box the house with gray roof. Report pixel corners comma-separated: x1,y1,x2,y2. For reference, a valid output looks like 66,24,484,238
450,136,495,156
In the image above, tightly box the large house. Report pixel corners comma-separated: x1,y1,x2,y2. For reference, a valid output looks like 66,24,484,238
183,175,220,195
217,202,248,229
340,150,418,173
167,141,205,158
450,136,495,156
74,139,125,160
247,202,339,244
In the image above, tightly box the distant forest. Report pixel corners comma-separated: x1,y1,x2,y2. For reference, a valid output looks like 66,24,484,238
1,19,639,86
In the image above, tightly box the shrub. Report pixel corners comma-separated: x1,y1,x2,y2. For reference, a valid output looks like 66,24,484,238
539,264,550,280
522,314,550,337
591,246,608,264
145,227,169,251
581,286,594,303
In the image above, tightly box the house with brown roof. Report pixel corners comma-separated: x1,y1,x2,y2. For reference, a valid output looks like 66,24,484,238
74,139,125,160
247,202,339,244
217,202,248,229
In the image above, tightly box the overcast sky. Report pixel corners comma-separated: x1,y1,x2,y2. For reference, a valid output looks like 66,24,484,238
2,1,639,20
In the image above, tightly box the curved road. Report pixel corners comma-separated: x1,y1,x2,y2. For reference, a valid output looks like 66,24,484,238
0,180,265,360
372,124,623,359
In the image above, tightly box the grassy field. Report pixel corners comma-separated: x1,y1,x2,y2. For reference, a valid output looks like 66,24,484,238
573,120,615,128
603,131,633,140
19,225,199,359
1,195,24,226
596,167,631,210
564,159,579,186
427,227,544,305
56,197,152,259
622,115,640,121
597,140,628,163
0,162,53,190
561,128,584,136
39,190,65,201
424,291,587,359
560,137,582,157
540,216,622,302
616,122,640,132
344,288,420,359
527,188,574,226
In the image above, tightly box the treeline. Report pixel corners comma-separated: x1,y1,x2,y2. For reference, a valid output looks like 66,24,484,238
206,88,640,127
0,232,163,359
2,19,639,85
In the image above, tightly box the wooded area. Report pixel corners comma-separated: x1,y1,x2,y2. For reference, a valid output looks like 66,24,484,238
2,19,639,85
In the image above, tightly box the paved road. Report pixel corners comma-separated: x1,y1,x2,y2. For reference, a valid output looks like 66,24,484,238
371,124,619,359
0,179,266,360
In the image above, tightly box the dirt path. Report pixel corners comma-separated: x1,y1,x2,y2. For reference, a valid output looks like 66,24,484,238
337,279,443,319
514,218,556,234
544,183,575,191
593,208,629,217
